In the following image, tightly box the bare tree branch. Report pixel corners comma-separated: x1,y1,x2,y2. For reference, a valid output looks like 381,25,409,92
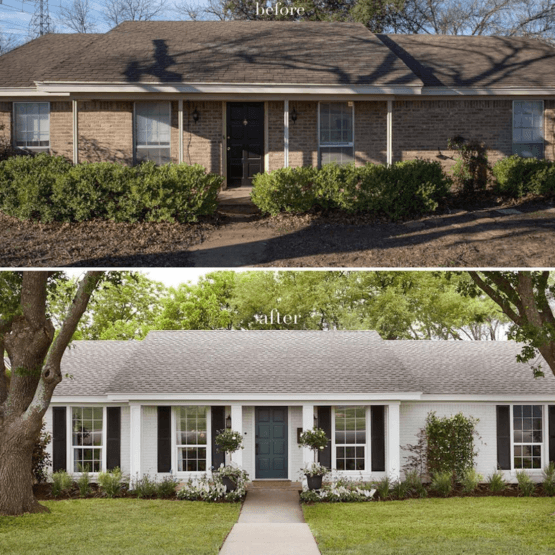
60,0,98,33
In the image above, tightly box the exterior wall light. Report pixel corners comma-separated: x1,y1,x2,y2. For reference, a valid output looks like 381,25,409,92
291,107,298,123
192,108,200,124
226,415,232,429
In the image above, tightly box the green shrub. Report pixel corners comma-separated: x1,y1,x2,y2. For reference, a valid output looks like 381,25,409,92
156,476,179,499
516,470,536,497
430,471,453,497
251,166,318,215
32,423,52,484
134,475,158,499
374,476,391,500
492,156,551,198
403,469,427,498
542,462,555,496
77,469,91,498
487,471,507,493
97,467,124,498
390,479,410,500
51,470,73,498
447,136,491,195
460,468,483,494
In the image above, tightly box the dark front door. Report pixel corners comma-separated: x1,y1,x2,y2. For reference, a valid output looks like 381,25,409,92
226,102,264,187
255,407,288,479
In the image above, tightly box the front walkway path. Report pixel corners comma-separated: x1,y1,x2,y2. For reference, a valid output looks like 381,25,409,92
219,489,320,555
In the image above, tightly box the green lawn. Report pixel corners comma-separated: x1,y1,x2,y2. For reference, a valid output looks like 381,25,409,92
0,499,240,555
303,497,555,555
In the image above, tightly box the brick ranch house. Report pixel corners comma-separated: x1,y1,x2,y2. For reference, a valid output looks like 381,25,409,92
13,330,555,483
1,21,555,187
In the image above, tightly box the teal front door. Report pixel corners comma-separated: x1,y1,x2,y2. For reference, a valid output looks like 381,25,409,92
255,407,288,479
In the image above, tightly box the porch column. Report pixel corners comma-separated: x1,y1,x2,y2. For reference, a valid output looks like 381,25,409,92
178,99,183,164
387,100,393,166
129,404,142,483
284,100,289,168
72,100,78,165
387,403,400,480
230,404,243,467
302,404,315,467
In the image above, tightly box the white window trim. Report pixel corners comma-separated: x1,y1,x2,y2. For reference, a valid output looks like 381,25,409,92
317,101,355,167
13,101,50,150
510,403,547,473
331,405,370,473
171,406,212,477
512,99,544,156
133,101,172,163
67,405,107,476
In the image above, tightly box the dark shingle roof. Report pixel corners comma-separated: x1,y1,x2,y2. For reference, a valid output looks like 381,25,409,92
0,22,420,87
379,34,555,88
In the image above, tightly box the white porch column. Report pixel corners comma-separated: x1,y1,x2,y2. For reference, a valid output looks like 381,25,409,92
178,99,184,164
302,404,315,467
387,99,393,166
72,99,78,165
129,404,142,483
284,99,289,168
387,403,400,480
230,404,243,467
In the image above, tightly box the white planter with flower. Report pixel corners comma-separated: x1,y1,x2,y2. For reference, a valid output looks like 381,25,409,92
298,428,330,490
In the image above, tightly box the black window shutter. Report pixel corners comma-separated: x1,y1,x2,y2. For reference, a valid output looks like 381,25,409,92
371,405,386,472
106,407,121,470
157,406,172,473
211,406,226,469
52,407,67,472
317,406,332,469
549,406,555,464
496,405,511,470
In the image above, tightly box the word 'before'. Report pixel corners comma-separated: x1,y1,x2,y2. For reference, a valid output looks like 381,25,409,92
256,2,305,16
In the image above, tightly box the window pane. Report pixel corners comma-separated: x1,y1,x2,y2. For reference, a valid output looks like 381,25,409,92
319,102,353,146
320,147,354,166
335,406,365,471
176,406,207,472
513,101,543,158
14,103,50,149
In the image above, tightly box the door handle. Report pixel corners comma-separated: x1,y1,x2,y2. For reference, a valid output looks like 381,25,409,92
227,147,230,151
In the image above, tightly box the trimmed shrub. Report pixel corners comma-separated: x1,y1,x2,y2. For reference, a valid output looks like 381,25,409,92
487,471,507,493
430,471,453,497
77,470,91,498
51,470,73,498
98,467,124,498
460,468,482,494
492,155,551,198
542,462,555,496
516,470,536,497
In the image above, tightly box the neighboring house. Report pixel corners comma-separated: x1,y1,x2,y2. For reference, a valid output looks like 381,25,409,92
38,330,555,483
0,22,554,187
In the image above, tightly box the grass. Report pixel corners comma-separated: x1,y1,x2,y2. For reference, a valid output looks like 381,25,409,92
303,497,555,555
0,499,240,555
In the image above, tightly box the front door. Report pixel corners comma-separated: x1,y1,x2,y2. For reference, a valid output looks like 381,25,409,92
226,102,264,187
255,407,288,479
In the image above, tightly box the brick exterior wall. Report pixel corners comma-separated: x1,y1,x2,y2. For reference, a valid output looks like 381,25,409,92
544,100,555,161
183,101,223,174
268,101,285,171
355,101,387,165
392,99,515,170
78,100,134,164
50,102,73,160
289,101,318,168
0,102,11,146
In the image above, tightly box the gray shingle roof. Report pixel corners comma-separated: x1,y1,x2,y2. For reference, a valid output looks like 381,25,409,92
53,331,555,398
379,34,555,88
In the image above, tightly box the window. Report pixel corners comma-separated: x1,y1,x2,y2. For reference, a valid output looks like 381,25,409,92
176,406,207,472
335,406,366,471
135,102,171,165
513,405,543,469
72,407,103,472
14,102,50,150
319,102,354,166
513,101,544,158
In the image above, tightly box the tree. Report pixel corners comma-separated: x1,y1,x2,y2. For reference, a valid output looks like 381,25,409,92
464,271,555,378
0,271,103,515
0,30,20,55
60,0,98,33
104,0,168,26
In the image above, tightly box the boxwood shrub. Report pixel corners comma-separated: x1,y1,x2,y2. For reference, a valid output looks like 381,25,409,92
251,160,452,220
492,155,554,198
0,154,222,223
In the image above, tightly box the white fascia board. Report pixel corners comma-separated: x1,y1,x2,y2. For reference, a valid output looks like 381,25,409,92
107,392,423,404
0,88,70,97
422,87,555,96
50,396,113,404
420,394,555,402
35,82,422,96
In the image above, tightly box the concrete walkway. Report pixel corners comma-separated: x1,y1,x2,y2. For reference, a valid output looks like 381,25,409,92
219,488,321,555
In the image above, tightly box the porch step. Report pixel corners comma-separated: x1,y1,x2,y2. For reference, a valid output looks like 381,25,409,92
247,480,302,490
218,186,260,215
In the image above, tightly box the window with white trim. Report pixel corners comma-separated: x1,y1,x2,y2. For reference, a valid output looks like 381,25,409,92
176,406,207,472
72,407,103,472
135,101,171,165
319,102,354,166
513,101,544,158
14,102,50,150
335,406,366,471
513,405,543,469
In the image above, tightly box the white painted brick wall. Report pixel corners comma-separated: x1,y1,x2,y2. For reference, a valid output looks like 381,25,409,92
44,407,53,474
120,406,130,475
141,406,158,478
289,406,303,480
242,406,255,477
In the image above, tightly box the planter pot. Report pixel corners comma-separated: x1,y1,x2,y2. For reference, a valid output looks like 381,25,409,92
222,476,237,492
306,474,323,491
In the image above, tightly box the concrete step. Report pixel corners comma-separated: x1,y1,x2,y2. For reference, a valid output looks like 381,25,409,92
218,186,260,215
247,480,302,490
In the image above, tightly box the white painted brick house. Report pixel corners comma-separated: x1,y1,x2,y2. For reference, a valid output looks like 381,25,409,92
39,330,555,483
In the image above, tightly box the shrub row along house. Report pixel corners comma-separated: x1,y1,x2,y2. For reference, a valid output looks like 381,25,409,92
21,330,555,483
1,21,555,187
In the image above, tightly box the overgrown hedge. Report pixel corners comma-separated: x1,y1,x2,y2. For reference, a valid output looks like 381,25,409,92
492,155,555,198
0,154,222,223
251,160,452,220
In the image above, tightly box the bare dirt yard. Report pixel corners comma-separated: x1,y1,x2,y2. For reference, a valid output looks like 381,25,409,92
2,198,555,268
